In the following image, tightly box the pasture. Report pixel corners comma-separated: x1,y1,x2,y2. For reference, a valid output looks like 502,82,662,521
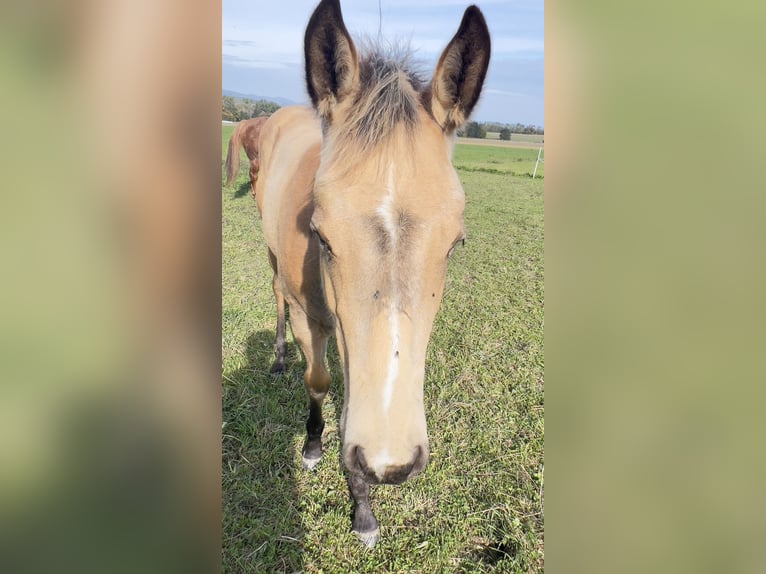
222,124,544,572
453,144,544,178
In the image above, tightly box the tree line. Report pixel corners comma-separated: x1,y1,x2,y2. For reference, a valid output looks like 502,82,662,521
222,96,543,141
457,121,544,140
222,96,280,122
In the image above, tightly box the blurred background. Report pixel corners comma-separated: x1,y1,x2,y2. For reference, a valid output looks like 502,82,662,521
0,1,220,572
2,0,766,572
546,1,766,573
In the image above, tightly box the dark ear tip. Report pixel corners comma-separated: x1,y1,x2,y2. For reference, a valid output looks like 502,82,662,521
464,5,485,19
306,0,340,30
463,5,491,48
461,5,490,36
316,0,342,15
463,4,487,28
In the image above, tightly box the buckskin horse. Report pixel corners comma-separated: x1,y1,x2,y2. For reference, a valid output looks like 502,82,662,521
224,116,269,198
254,0,490,546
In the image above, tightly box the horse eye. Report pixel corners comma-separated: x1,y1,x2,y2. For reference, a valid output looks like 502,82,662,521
310,223,333,255
318,235,332,253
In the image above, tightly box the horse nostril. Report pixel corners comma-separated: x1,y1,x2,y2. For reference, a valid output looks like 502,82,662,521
348,445,376,479
410,445,429,477
378,446,422,484
353,445,370,475
406,446,425,478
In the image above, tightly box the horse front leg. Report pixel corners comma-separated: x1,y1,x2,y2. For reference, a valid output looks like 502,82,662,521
270,275,287,374
267,250,287,375
348,472,380,548
289,305,330,469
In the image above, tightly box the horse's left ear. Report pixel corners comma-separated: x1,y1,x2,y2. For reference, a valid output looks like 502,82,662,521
424,5,491,133
304,0,359,122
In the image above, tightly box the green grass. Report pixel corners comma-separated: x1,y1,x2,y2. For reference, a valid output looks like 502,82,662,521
222,125,544,573
453,144,544,179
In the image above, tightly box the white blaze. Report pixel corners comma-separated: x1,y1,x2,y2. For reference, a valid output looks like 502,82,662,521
378,163,399,415
375,163,397,240
381,310,399,413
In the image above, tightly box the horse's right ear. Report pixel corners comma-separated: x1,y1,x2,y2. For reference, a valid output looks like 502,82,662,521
304,0,359,122
425,5,491,133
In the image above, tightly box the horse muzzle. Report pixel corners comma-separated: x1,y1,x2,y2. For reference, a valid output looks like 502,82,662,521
345,444,429,485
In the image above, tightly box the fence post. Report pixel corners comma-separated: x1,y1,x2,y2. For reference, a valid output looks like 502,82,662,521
533,146,544,179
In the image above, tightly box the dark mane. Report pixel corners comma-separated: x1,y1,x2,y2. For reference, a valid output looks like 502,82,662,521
337,42,423,151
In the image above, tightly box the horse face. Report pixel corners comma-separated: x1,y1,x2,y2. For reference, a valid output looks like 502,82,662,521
311,117,466,484
304,0,489,485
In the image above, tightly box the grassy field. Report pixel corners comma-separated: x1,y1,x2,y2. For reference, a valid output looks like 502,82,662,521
222,125,544,573
453,144,544,179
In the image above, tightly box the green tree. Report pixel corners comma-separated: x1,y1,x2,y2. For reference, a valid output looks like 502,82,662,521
465,121,486,139
499,127,511,141
222,96,238,120
251,100,280,117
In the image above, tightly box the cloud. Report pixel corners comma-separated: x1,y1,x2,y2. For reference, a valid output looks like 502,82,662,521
222,40,258,48
484,88,532,98
222,55,295,70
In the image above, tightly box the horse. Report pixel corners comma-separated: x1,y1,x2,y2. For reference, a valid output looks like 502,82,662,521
223,116,270,198
254,0,490,547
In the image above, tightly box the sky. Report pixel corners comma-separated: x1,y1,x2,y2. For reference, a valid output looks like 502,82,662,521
222,0,543,127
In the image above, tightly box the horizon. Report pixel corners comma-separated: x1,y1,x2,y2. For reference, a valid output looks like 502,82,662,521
221,89,543,129
222,0,544,127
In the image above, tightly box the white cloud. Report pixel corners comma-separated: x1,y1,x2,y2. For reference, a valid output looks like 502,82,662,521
222,55,295,70
484,88,531,98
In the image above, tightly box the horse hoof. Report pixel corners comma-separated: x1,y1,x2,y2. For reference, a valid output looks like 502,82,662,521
269,362,285,376
301,455,321,470
353,527,380,548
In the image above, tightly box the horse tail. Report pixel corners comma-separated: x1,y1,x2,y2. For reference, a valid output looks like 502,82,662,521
224,123,243,186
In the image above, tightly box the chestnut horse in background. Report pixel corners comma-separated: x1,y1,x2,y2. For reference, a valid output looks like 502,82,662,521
224,116,269,197
254,0,490,547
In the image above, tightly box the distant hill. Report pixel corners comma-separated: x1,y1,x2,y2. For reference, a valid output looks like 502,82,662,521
222,89,301,107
